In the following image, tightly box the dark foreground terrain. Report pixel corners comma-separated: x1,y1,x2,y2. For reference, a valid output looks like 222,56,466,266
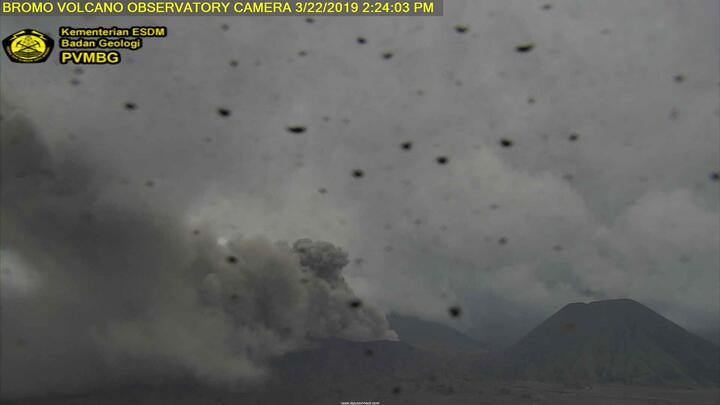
4,380,718,405
5,300,719,405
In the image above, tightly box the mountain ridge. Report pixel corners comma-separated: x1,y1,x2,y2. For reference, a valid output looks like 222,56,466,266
503,298,720,387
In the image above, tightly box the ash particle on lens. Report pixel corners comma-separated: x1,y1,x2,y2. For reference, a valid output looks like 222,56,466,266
286,126,307,134
454,25,469,34
515,42,535,53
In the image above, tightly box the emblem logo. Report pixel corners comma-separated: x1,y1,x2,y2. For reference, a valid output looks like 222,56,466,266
3,29,54,63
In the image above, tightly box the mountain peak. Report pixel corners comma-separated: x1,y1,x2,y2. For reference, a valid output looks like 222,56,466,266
506,299,719,386
562,298,645,309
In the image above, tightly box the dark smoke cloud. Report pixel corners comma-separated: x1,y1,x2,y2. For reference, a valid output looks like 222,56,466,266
0,105,395,399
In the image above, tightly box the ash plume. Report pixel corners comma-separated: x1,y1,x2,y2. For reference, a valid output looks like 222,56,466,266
0,106,396,399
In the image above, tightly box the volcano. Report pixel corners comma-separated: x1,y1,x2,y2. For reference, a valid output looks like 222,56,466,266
504,299,719,386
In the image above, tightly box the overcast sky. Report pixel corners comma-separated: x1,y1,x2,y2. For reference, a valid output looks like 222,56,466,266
1,0,719,381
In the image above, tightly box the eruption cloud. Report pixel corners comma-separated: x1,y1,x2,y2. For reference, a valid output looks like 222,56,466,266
0,106,396,399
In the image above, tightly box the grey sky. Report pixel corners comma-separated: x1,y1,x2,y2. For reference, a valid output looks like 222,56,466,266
1,0,719,392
